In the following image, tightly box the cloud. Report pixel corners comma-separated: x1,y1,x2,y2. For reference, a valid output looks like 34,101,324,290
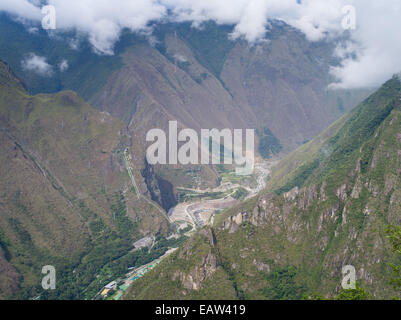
2,1,401,88
163,0,401,89
162,0,347,42
329,0,401,89
59,59,68,72
27,26,39,34
47,0,167,55
21,53,53,76
173,54,188,63
1,0,167,55
2,0,348,52
0,0,41,21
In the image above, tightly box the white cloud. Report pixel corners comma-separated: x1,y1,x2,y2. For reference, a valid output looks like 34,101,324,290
173,54,187,63
47,0,167,55
163,0,401,89
162,0,347,42
59,59,68,72
27,26,39,34
21,53,53,76
329,0,401,89
0,0,41,21
3,0,347,52
2,1,401,88
1,0,167,55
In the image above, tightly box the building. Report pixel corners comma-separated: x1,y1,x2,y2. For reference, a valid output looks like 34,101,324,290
101,289,110,297
104,281,117,290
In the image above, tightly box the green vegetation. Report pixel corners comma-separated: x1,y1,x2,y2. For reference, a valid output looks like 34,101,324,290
175,22,236,78
126,230,236,300
337,96,345,113
232,188,249,201
0,227,11,261
0,59,171,299
0,13,123,99
124,76,401,300
179,225,193,235
386,225,401,290
261,266,306,300
274,76,401,195
336,284,372,300
110,192,137,238
79,234,188,300
275,158,321,195
257,127,283,159
177,189,227,202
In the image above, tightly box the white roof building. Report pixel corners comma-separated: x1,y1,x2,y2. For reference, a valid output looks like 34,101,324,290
105,281,117,290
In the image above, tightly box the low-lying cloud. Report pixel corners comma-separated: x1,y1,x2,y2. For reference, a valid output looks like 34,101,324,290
59,59,68,72
21,53,53,76
329,0,401,89
1,0,401,89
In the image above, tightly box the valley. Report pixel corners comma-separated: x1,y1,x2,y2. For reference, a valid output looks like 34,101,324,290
168,160,277,230
0,5,399,302
126,76,401,300
94,158,276,300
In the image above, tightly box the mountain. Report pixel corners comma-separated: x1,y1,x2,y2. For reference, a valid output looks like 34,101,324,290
0,60,171,299
0,15,387,300
89,22,371,151
0,16,371,195
125,75,401,300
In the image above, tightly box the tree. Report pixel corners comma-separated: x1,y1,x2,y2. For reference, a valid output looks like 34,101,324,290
386,225,401,291
336,283,372,300
262,266,306,300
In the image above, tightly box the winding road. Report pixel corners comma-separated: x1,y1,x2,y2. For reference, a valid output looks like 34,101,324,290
168,160,277,230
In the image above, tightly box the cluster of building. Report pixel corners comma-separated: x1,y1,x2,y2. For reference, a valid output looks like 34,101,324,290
99,260,161,300
100,281,117,298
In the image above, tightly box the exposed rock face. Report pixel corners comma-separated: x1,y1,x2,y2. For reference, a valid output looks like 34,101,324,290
284,187,299,201
141,160,177,212
175,252,218,291
172,228,219,291
222,212,249,233
0,60,27,91
320,181,327,202
215,117,401,296
351,177,363,199
0,61,170,299
124,74,401,301
199,228,217,247
253,259,271,273
298,185,317,210
87,23,370,190
336,184,348,202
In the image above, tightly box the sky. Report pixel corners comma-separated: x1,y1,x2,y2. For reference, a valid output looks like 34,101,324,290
0,0,401,89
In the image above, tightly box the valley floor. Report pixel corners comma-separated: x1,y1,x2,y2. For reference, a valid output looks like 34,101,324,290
168,159,277,231
98,159,277,300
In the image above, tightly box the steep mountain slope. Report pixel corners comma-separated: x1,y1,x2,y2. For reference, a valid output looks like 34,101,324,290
88,22,371,193
92,22,370,151
0,61,170,299
0,13,123,100
126,76,401,300
0,17,371,193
